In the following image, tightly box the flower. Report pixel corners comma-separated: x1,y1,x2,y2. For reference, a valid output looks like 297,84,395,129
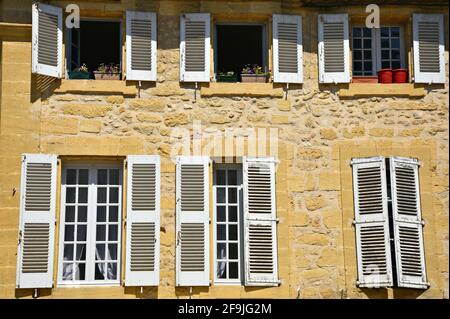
76,63,89,73
241,64,265,75
96,63,120,74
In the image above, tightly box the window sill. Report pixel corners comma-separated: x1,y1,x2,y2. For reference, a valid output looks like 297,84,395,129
200,83,284,98
54,79,137,96
338,83,426,98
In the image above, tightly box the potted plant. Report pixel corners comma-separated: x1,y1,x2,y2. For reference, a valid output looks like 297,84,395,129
240,64,268,83
217,71,238,82
93,63,121,80
68,63,90,79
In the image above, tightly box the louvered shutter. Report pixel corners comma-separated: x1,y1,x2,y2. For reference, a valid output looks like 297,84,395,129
351,157,393,288
175,156,210,286
16,154,57,289
413,14,445,84
243,157,279,286
126,11,157,81
125,155,160,286
180,13,211,82
31,2,62,78
390,157,428,289
318,14,350,83
273,14,303,84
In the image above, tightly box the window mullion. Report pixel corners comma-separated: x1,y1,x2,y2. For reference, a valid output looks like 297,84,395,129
86,167,97,283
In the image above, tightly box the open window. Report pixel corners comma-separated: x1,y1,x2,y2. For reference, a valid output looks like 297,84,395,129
66,20,122,80
214,24,268,83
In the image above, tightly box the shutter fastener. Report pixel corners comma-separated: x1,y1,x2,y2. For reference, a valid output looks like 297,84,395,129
421,219,425,227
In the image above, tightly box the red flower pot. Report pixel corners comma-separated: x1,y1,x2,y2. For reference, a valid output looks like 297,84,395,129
393,69,408,83
378,69,393,83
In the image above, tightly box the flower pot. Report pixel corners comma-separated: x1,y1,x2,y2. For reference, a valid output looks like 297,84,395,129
352,76,378,84
217,74,238,82
241,74,267,83
393,69,408,83
378,69,393,83
68,71,90,79
93,71,121,80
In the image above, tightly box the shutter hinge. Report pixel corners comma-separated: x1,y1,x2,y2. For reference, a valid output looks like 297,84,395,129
277,279,282,286
421,219,425,227
276,218,280,223
352,219,356,225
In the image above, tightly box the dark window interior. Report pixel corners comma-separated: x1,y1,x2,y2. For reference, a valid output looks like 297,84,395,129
69,21,121,79
216,25,265,82
385,158,398,285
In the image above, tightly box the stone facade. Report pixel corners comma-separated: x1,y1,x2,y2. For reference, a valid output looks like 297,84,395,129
0,0,448,299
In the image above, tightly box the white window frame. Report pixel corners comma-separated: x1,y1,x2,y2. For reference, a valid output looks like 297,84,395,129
212,164,244,285
57,163,122,286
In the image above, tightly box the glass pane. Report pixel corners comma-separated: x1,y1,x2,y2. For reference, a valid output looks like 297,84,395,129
363,28,371,37
228,206,237,222
363,50,372,60
65,206,75,222
98,169,107,185
76,263,85,280
107,263,117,280
96,244,105,260
216,170,226,185
364,62,372,72
227,170,237,185
229,262,238,279
76,244,86,261
109,169,119,185
96,225,106,241
109,188,119,204
229,243,238,259
66,170,77,185
381,50,390,59
66,187,76,203
352,38,361,49
381,38,390,48
391,38,400,49
108,244,118,260
380,27,389,37
228,188,237,203
392,50,400,60
95,263,105,280
353,61,362,71
352,27,361,37
97,188,107,203
217,262,227,279
63,244,74,261
77,225,87,241
391,27,400,37
353,50,362,60
217,206,226,222
78,187,88,203
229,225,238,240
363,39,371,49
97,206,106,222
109,206,118,222
382,61,390,69
108,225,118,241
216,188,226,203
65,225,74,241
392,61,401,69
62,263,73,281
79,169,88,185
217,224,226,240
217,243,226,259
353,71,362,76
78,206,87,222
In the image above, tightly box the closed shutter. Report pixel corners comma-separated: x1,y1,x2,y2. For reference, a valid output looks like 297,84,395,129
351,157,393,288
413,14,445,84
180,13,211,82
126,11,157,81
175,156,210,286
390,157,428,289
32,2,62,78
243,157,279,286
273,14,303,84
318,14,350,83
125,155,160,286
16,154,57,289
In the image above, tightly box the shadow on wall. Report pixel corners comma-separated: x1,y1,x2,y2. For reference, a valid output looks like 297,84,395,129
15,288,52,299
124,286,159,299
175,286,209,298
30,74,61,103
360,288,427,299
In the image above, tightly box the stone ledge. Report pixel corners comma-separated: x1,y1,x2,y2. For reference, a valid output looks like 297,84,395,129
200,83,284,97
339,83,426,98
54,80,137,96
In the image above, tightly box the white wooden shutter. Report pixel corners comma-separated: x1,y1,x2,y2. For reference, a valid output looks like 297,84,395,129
126,11,157,81
351,157,393,288
125,155,160,286
318,14,350,83
32,2,62,78
243,157,279,286
180,13,210,82
390,157,428,289
273,14,303,84
413,14,445,84
16,154,57,289
175,156,210,286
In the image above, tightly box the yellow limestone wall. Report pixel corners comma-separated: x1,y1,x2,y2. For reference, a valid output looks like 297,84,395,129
0,0,448,299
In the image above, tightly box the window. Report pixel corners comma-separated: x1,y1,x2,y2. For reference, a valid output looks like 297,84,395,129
66,20,122,79
213,165,244,284
351,26,405,77
58,164,122,285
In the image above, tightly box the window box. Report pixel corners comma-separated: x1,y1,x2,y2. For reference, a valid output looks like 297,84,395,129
352,76,378,84
217,73,238,83
93,72,121,81
241,74,267,83
67,71,90,80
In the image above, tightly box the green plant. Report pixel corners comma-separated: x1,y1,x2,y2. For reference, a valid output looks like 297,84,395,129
241,64,265,75
74,63,89,73
96,63,120,74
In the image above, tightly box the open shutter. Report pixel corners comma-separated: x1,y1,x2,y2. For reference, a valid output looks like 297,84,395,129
180,13,210,82
32,2,62,78
318,14,350,83
413,14,445,84
243,157,279,286
273,14,303,84
351,157,393,288
390,157,428,289
126,11,157,81
125,155,160,286
175,156,210,286
16,154,57,289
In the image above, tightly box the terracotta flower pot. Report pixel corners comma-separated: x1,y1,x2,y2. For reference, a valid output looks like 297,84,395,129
241,74,267,83
93,72,121,80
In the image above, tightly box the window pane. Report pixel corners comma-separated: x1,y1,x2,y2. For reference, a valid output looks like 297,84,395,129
109,206,118,222
391,38,400,49
363,50,372,60
63,244,74,261
97,206,106,222
363,28,371,37
380,27,389,37
353,61,362,71
96,244,105,260
216,170,226,185
65,206,75,222
363,39,371,49
382,61,390,69
229,262,238,279
107,263,117,280
97,188,107,203
217,206,226,222
217,243,226,259
78,206,87,222
363,62,372,72
65,225,74,241
77,225,87,241
381,50,390,59
78,187,88,203
62,263,73,280
108,244,118,260
108,225,118,241
98,169,107,185
79,169,88,185
392,61,401,69
66,170,77,185
66,188,76,203
217,224,226,240
229,243,238,259
95,263,105,280
109,188,119,204
96,225,106,241
228,206,237,222
76,244,86,261
353,38,361,49
216,188,226,203
352,27,361,37
391,27,400,37
229,225,238,241
392,50,400,60
353,50,362,60
381,38,389,48
217,262,227,279
76,263,85,280
228,188,237,203
109,169,119,185
227,170,237,185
